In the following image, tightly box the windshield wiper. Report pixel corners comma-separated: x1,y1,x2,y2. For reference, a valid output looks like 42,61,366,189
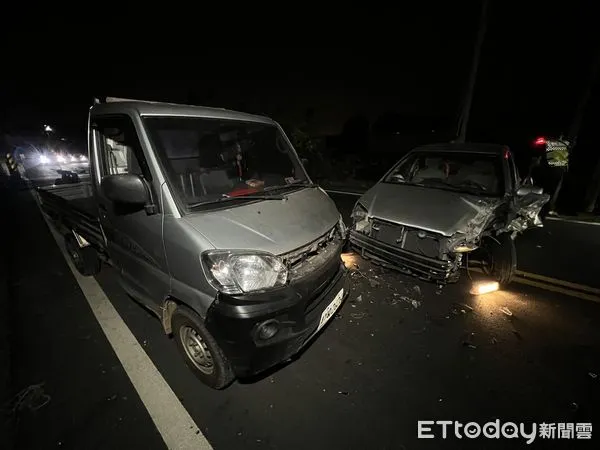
263,181,317,192
187,193,286,209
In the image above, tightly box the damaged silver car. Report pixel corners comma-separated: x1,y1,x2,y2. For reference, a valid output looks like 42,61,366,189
348,143,550,285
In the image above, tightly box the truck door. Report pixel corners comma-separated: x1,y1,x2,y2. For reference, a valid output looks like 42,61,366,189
92,115,170,312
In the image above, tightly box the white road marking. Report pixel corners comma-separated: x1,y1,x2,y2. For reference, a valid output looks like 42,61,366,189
33,192,212,450
324,189,363,196
546,216,600,226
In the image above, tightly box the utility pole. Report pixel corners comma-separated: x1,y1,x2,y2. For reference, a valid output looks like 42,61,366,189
456,0,490,143
579,51,600,212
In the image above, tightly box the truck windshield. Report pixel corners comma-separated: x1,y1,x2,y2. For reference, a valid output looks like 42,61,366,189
144,117,308,206
385,151,504,196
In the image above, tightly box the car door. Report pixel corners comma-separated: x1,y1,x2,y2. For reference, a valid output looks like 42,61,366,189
92,115,170,311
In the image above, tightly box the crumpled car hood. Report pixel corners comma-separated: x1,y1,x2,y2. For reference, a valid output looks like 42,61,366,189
358,182,503,236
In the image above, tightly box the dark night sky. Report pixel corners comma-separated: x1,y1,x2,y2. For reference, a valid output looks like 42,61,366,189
1,2,598,148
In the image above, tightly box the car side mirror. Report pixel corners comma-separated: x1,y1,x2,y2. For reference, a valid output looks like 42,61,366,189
101,174,149,206
517,185,543,196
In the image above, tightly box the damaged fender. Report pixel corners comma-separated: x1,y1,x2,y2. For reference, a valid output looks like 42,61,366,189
500,192,551,234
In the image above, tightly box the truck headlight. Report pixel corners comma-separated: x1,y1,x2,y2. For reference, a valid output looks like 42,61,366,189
351,203,370,233
201,250,288,294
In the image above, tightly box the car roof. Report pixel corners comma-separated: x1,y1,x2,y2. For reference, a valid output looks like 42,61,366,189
90,98,275,125
411,142,509,155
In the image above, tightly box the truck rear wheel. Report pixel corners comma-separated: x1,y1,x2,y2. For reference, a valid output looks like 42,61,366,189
480,234,517,286
65,234,101,276
172,305,234,390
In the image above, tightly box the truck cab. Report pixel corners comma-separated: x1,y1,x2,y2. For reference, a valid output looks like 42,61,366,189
39,98,349,389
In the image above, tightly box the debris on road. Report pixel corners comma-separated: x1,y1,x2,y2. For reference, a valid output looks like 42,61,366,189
451,302,473,315
500,306,513,317
412,285,422,297
491,337,498,344
355,295,363,303
338,391,349,396
350,312,367,320
462,342,477,349
570,402,579,412
589,372,598,379
369,278,380,288
512,330,523,341
7,383,51,414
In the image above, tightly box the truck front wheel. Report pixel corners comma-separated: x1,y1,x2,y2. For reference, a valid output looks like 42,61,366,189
480,234,517,286
172,305,234,390
65,234,101,276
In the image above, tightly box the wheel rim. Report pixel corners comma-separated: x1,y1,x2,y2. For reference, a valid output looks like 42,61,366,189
180,326,214,375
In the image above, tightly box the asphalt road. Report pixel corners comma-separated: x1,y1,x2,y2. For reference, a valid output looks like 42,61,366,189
2,171,600,449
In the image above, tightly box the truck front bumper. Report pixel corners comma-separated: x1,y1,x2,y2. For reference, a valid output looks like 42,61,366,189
205,259,349,378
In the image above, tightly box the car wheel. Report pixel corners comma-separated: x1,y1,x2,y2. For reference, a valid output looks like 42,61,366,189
480,234,516,286
65,234,101,276
172,306,234,390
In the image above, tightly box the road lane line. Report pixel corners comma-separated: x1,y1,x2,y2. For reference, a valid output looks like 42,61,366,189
324,189,363,196
33,194,212,450
467,267,600,303
546,216,600,226
515,270,600,295
511,276,600,303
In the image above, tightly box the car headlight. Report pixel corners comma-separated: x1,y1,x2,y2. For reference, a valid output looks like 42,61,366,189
201,250,288,294
351,203,370,233
338,215,347,235
70,155,78,162
39,155,50,164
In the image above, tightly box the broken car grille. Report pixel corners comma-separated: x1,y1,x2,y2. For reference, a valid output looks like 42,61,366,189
371,219,441,259
280,225,342,282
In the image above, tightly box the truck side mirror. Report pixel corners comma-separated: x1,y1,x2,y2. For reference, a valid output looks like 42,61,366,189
517,185,543,196
101,174,149,206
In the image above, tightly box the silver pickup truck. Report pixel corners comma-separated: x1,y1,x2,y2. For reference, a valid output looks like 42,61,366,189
38,98,349,389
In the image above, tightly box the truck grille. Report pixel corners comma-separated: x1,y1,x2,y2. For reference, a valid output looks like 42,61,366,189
280,225,342,282
371,219,441,259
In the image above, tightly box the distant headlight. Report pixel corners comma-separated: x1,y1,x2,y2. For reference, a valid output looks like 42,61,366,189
201,250,288,294
79,155,87,161
39,155,50,164
56,155,66,163
70,155,78,162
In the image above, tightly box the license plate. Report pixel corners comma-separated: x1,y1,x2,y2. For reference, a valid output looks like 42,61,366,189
317,288,344,333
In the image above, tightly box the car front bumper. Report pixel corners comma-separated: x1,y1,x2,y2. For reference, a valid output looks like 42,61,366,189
205,258,349,378
349,230,460,282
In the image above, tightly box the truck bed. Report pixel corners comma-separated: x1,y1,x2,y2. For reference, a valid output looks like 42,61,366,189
37,182,105,250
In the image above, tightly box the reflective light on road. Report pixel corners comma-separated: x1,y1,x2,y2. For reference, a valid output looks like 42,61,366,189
341,252,359,269
470,280,500,295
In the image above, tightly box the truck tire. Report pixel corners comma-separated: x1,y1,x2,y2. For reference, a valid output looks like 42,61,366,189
65,234,101,276
480,234,517,286
172,305,234,390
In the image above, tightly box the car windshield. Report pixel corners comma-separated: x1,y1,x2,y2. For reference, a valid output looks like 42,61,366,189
385,150,504,196
144,117,309,206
